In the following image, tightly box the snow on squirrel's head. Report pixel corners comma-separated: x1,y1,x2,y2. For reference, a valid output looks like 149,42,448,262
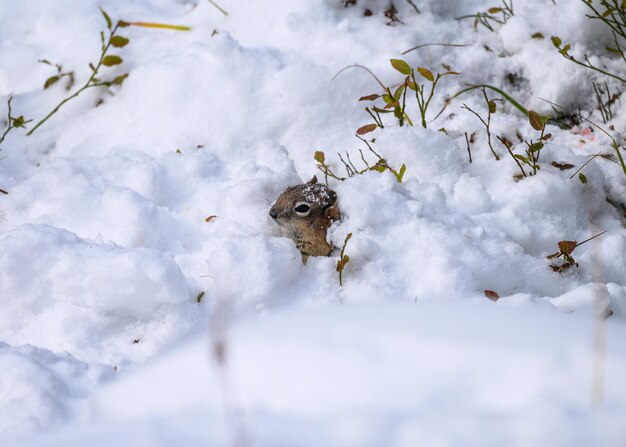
269,175,340,262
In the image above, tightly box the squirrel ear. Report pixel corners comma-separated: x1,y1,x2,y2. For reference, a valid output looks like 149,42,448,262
308,175,318,184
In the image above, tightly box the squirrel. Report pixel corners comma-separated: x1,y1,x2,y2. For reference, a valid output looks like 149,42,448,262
269,175,340,263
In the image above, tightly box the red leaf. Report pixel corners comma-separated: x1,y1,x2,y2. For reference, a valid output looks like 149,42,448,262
484,290,500,302
359,94,380,101
356,124,378,135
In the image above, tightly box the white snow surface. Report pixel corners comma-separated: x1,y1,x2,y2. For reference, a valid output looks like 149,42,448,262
0,0,625,445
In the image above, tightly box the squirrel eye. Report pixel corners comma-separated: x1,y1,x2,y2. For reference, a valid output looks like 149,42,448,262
294,203,311,215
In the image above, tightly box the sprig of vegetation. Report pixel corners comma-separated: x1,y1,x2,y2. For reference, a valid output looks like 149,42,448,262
0,97,32,147
336,232,352,287
39,59,75,91
461,87,500,160
27,9,131,136
550,1,626,83
547,230,607,273
314,136,406,184
456,1,514,32
540,98,626,177
27,9,191,136
437,83,530,121
551,35,626,84
357,59,459,130
499,111,551,178
592,81,618,123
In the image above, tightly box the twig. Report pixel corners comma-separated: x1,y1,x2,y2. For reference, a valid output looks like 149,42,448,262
402,42,470,55
332,64,386,89
207,0,228,15
464,132,472,163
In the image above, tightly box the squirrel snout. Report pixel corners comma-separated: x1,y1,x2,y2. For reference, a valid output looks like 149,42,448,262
269,207,278,219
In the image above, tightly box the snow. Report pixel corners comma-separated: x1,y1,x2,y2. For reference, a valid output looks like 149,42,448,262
1,0,626,445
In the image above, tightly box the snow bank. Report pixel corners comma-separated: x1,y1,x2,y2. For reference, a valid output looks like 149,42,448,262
1,0,626,443
13,302,626,446
0,342,112,442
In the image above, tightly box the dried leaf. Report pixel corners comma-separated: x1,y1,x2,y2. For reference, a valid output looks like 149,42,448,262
204,215,217,223
551,161,575,170
356,124,377,135
314,151,325,163
484,290,500,301
528,110,543,131
557,240,577,256
359,94,380,101
417,67,434,82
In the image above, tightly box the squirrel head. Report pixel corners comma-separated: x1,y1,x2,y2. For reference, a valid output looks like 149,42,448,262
269,175,340,260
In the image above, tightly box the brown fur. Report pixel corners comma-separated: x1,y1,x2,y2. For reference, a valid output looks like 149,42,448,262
269,176,340,262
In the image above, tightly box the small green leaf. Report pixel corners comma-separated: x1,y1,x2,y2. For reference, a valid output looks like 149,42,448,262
417,67,434,82
390,59,411,75
371,163,386,173
514,154,529,163
531,32,544,39
528,110,544,131
102,55,123,66
393,106,403,120
382,93,394,104
396,164,406,182
195,291,205,303
530,142,544,152
13,116,26,127
488,100,497,114
579,173,587,184
117,20,130,27
110,36,129,47
99,7,112,29
551,36,562,48
393,84,405,101
487,7,503,13
314,151,325,163
44,76,60,89
111,73,129,85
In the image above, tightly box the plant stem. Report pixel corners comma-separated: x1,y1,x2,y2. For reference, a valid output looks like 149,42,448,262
27,23,120,136
207,0,228,16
